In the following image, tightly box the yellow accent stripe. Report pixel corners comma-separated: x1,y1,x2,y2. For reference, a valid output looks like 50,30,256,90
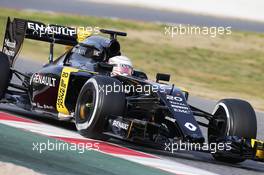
56,67,79,115
251,139,264,147
256,150,264,159
251,139,264,159
77,28,92,42
178,86,189,93
126,121,133,139
251,139,256,148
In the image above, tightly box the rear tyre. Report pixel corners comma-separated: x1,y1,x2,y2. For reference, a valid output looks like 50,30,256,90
75,75,125,140
0,52,11,99
208,99,257,163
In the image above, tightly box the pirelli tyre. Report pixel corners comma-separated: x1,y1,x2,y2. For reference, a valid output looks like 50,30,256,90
75,75,125,140
208,99,257,163
0,52,11,99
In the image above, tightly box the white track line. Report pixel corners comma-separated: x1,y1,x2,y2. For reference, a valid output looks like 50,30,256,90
0,112,217,175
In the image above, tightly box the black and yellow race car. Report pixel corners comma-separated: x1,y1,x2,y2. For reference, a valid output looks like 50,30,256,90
0,18,263,163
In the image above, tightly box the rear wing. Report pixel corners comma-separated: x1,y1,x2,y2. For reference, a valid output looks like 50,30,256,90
2,17,81,66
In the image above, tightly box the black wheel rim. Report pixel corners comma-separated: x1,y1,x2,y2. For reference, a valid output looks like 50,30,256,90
208,106,228,142
78,88,96,123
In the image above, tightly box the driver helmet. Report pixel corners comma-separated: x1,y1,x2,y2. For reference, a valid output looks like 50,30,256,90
108,55,133,76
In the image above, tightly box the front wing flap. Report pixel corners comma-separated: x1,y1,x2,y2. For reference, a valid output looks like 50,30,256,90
214,136,264,162
105,117,264,162
251,139,264,161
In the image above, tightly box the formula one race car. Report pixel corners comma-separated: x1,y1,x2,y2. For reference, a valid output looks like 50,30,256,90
0,18,263,163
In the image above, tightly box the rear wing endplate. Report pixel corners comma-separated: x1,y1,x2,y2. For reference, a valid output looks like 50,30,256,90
2,17,79,66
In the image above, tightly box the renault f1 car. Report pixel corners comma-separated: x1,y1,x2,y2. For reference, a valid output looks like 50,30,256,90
0,18,263,163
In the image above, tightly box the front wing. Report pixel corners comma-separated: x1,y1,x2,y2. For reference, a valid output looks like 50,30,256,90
104,115,264,162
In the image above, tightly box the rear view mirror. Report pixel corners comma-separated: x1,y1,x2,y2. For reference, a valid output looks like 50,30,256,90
156,73,170,82
133,70,148,80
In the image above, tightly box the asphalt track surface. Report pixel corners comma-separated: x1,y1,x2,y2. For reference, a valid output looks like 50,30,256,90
0,58,263,175
0,0,264,32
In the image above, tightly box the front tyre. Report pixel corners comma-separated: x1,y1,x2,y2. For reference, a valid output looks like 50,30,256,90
208,99,257,163
75,75,125,140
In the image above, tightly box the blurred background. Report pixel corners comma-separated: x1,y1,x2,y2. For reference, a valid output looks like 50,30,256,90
0,1,264,175
0,0,263,111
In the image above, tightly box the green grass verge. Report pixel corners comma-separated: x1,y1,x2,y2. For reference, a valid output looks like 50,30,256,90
0,8,264,110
